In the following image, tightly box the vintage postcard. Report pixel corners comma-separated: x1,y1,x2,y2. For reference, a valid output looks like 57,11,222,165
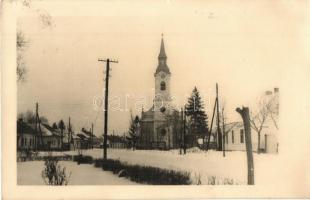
1,0,310,199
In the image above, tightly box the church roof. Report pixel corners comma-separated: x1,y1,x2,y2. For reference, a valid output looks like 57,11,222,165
155,37,171,74
158,37,167,59
141,105,154,122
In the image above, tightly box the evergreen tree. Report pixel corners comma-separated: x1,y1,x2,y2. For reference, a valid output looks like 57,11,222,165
128,114,140,150
185,87,209,143
52,122,58,130
58,119,66,151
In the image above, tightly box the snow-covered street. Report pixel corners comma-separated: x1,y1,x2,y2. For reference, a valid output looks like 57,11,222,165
17,161,138,185
36,148,280,185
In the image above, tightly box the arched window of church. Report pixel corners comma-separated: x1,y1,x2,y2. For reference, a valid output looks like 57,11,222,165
160,81,166,91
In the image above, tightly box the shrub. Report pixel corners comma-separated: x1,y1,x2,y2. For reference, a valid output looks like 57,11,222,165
94,158,191,185
73,155,93,164
41,156,71,185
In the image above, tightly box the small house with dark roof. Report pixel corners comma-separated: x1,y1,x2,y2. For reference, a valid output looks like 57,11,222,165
40,123,62,150
17,119,37,150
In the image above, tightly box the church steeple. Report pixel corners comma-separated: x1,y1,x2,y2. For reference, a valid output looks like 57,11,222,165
158,36,167,59
155,34,170,75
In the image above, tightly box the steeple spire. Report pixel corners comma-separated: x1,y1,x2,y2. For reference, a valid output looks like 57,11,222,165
155,34,170,74
158,34,167,59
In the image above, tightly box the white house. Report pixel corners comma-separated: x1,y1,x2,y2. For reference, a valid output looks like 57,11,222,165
224,88,279,153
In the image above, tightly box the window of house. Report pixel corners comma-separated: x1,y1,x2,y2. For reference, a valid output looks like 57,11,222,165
232,130,234,144
240,129,244,143
24,138,27,146
160,81,166,91
29,139,32,147
161,129,166,136
21,138,24,146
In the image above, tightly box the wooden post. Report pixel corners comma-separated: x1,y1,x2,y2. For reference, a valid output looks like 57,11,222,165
91,123,94,149
35,102,43,150
183,106,186,155
180,108,183,154
222,107,226,157
206,97,217,151
216,83,222,151
236,107,255,185
98,58,118,160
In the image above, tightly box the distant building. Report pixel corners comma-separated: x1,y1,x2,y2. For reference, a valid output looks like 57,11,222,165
17,119,63,151
139,36,180,149
17,119,36,151
108,134,126,148
40,123,62,150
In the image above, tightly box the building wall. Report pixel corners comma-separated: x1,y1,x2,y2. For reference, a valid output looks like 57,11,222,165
140,121,154,148
43,136,61,150
154,71,173,148
18,133,36,150
225,124,278,153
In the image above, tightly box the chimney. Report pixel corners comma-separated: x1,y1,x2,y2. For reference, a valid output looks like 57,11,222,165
274,87,279,93
265,90,272,95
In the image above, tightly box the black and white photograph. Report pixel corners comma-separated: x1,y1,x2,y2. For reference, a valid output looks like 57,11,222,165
2,0,310,199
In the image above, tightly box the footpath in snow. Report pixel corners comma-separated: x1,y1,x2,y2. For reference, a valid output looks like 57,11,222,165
17,161,138,185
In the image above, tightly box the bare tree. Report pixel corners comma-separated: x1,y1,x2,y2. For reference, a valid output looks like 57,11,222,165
250,94,279,153
16,0,54,82
17,31,28,82
236,107,255,185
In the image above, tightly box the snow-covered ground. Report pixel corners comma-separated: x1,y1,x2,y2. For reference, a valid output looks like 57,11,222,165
37,148,280,185
17,161,138,185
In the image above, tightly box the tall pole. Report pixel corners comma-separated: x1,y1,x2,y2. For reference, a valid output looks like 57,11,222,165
222,107,226,157
91,123,94,149
216,83,222,151
183,106,186,155
112,130,115,149
180,108,183,154
206,97,217,151
69,117,74,150
98,58,118,160
36,102,43,150
35,103,38,151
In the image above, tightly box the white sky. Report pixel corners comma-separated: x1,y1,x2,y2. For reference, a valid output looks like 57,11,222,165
16,0,307,136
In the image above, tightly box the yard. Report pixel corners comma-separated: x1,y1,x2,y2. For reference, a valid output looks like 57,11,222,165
31,148,281,185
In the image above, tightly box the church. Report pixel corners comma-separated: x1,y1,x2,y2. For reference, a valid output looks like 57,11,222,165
138,36,180,150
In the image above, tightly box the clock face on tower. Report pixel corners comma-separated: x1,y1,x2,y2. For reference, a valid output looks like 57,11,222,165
161,73,166,79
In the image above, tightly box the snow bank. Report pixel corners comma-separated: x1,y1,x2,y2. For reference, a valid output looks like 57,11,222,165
53,148,278,185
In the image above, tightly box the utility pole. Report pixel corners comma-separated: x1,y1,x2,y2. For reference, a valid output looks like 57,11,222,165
112,130,115,149
216,83,222,151
222,107,226,157
91,123,94,149
35,102,43,150
68,117,71,144
206,93,217,151
68,117,74,150
183,106,186,155
180,108,183,154
98,58,118,160
35,104,38,151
